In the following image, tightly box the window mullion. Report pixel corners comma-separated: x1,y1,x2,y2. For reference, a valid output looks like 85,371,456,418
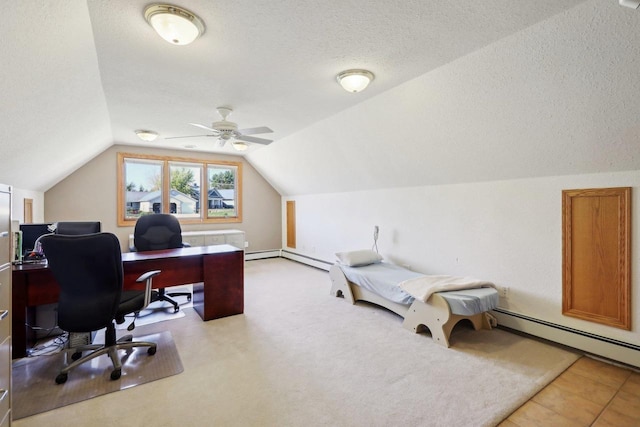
163,161,170,214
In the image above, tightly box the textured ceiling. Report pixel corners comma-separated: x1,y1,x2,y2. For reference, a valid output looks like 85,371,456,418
249,0,640,196
0,0,588,192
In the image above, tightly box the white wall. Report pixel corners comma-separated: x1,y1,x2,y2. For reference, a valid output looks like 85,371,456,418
284,170,640,351
11,187,44,224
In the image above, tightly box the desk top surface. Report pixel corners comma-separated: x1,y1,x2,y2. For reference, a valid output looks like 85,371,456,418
13,244,242,271
121,244,241,261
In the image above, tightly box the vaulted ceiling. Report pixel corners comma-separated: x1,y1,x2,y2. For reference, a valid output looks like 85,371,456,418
3,1,638,196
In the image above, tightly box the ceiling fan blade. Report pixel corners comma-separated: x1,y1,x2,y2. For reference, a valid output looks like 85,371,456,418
236,135,273,145
189,123,219,133
165,134,217,140
238,126,273,136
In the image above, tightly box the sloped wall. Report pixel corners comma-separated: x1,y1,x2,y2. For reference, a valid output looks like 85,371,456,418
249,1,640,195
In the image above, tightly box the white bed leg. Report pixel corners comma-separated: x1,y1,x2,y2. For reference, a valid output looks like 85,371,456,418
329,265,496,348
402,296,452,347
329,265,355,304
468,313,485,330
402,296,492,347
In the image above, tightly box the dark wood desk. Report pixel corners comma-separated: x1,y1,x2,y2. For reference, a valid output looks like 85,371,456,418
12,244,244,358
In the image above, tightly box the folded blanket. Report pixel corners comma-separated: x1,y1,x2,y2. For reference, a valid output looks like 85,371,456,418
398,275,496,303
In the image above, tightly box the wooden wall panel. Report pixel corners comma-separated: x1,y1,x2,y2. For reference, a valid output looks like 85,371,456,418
23,198,33,224
286,200,296,249
562,187,631,330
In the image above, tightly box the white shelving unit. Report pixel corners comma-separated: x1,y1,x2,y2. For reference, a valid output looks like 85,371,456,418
129,229,245,251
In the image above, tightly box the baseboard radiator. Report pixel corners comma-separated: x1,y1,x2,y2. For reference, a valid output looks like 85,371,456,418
245,249,332,269
245,249,282,261
492,309,640,369
272,250,640,369
280,250,333,270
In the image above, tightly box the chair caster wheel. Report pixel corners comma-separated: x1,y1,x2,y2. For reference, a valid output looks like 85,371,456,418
110,369,122,380
174,306,180,313
187,295,192,302
148,346,157,356
71,352,82,361
55,373,68,384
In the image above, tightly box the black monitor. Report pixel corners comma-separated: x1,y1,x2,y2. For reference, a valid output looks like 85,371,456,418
55,221,101,235
19,223,54,254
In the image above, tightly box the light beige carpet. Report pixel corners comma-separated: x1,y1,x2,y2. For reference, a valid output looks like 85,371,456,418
12,331,183,420
13,258,580,427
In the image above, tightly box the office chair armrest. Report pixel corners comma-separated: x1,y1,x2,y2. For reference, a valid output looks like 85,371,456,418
136,270,161,308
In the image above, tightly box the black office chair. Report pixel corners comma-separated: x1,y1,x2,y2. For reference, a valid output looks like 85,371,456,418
55,221,101,235
40,233,160,384
130,214,191,312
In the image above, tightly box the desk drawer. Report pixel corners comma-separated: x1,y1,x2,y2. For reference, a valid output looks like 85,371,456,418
0,309,8,345
182,235,205,247
204,235,225,245
0,267,8,340
0,336,10,421
225,235,244,249
0,191,9,265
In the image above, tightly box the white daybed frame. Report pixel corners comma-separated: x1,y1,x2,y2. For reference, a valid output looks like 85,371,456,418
329,264,494,347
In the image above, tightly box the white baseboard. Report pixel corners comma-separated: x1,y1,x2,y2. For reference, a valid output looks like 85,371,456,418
280,250,332,271
245,250,281,261
493,309,640,369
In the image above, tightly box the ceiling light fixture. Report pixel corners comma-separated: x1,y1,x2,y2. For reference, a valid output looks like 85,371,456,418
232,141,249,151
620,0,640,8
134,129,159,141
144,4,205,45
336,69,375,93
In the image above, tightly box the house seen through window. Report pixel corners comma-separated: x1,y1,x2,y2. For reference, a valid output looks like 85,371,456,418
118,153,242,226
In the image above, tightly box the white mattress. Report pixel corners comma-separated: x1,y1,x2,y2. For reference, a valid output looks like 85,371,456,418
339,262,421,305
434,288,498,315
338,262,498,316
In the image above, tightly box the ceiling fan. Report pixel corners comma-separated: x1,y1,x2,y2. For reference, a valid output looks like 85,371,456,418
166,106,273,150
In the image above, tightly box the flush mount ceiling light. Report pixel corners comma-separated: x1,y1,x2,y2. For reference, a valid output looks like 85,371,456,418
232,141,249,151
134,129,159,141
144,4,205,45
620,0,640,8
336,69,375,93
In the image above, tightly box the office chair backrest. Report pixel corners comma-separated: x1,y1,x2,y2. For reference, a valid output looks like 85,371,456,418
56,221,101,235
133,214,183,251
40,233,123,333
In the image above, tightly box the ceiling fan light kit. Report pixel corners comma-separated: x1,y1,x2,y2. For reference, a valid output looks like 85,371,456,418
144,4,205,45
232,141,249,151
337,69,375,93
134,129,159,141
166,106,274,150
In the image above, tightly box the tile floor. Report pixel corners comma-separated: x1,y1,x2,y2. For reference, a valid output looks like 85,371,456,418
500,356,640,426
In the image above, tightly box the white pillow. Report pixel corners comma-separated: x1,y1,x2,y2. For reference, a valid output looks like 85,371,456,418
335,249,383,267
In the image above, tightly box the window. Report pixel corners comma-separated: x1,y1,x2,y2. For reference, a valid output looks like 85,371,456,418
118,153,242,226
207,165,237,219
169,161,202,219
